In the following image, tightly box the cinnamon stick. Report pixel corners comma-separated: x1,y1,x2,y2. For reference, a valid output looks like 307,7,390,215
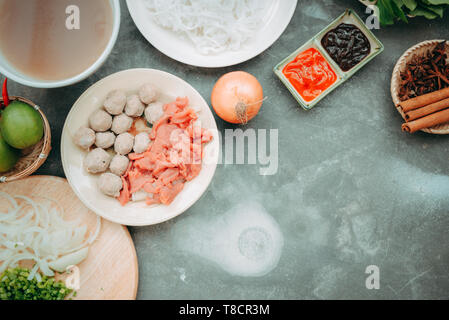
405,97,449,121
399,87,449,112
402,108,449,133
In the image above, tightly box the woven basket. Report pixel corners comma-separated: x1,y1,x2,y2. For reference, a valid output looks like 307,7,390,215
391,40,449,135
0,96,51,183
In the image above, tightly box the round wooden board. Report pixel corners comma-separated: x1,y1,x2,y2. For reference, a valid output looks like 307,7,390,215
0,176,139,300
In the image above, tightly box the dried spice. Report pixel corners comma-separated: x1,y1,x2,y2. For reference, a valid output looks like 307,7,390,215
399,41,449,101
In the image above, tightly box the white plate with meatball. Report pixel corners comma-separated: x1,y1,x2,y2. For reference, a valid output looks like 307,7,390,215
61,68,220,226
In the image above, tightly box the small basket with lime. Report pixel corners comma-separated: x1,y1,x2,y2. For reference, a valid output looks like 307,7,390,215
0,79,51,182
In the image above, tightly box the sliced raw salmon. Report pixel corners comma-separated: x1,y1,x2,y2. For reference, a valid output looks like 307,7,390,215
117,97,212,206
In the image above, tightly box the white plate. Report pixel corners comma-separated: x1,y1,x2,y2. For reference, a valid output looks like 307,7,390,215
126,0,298,68
61,69,220,226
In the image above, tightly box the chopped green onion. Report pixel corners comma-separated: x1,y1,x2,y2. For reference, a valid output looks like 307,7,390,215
0,267,74,300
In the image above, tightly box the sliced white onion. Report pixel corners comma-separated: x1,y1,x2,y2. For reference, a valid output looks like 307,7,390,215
0,192,101,281
48,247,89,273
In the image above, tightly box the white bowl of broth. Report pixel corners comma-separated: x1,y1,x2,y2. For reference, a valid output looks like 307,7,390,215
0,0,120,88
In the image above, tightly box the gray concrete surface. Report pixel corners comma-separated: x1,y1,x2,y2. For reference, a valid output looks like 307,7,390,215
6,0,449,299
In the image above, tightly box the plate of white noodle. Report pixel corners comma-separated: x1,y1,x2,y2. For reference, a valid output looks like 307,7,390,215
126,0,297,68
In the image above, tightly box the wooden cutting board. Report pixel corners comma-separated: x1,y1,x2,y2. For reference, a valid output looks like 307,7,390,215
0,176,139,300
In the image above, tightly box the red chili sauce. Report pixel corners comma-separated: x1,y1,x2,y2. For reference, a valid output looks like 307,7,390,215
282,48,338,102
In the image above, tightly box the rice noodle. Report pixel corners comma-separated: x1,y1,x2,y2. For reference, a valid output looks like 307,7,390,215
144,0,269,55
0,192,101,281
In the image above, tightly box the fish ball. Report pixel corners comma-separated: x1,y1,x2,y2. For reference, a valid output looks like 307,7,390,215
144,101,164,124
73,127,95,149
111,114,133,135
95,132,116,149
83,148,111,174
98,173,123,197
139,83,158,104
110,154,129,176
133,132,151,154
114,133,134,156
104,90,126,115
125,95,145,117
89,110,112,132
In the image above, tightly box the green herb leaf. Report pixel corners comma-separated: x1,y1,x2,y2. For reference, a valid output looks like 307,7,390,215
420,2,445,17
402,0,418,10
409,5,439,18
426,0,449,4
371,0,448,24
377,0,396,25
392,0,409,22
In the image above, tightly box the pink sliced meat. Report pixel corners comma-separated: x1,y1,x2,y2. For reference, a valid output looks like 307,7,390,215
118,96,212,207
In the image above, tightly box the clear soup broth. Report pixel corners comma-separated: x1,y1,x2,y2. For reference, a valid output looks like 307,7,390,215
0,0,113,81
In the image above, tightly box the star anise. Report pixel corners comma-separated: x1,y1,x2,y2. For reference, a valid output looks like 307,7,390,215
399,41,449,101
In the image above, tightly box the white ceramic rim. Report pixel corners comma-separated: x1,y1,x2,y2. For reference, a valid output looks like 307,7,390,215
60,68,219,226
0,0,121,89
126,0,298,68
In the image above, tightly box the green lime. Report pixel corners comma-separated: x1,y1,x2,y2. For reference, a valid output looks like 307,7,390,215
0,101,44,149
0,132,20,173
